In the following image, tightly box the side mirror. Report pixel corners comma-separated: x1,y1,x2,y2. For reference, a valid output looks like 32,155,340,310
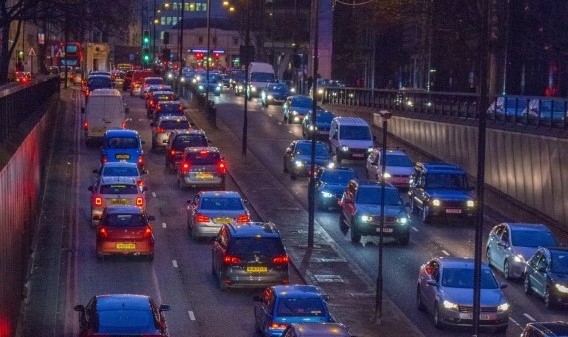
159,304,171,312
81,107,85,114
88,186,93,192
426,279,438,287
147,215,156,221
74,305,85,312
253,295,262,302
243,199,248,204
499,283,508,289
92,169,99,174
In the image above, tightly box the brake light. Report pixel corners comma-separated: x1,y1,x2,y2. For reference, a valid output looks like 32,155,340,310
180,161,191,173
101,155,108,164
98,227,108,238
195,214,210,223
121,120,127,128
217,160,227,174
83,121,88,130
272,255,289,265
178,104,184,111
223,255,241,265
170,149,179,156
137,180,144,187
150,101,155,107
236,214,250,223
143,226,153,238
270,322,289,330
93,196,103,206
136,197,144,206
138,156,144,165
157,127,165,133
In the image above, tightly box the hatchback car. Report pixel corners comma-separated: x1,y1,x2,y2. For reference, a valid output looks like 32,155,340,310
152,101,185,123
151,116,191,151
74,294,170,337
212,222,289,290
186,191,250,239
177,147,227,190
88,176,148,226
254,285,334,337
95,206,156,261
283,95,315,124
100,129,145,169
165,130,209,171
416,257,509,332
314,167,357,210
365,148,414,188
521,322,568,337
524,247,568,308
486,223,558,279
146,90,177,117
282,323,352,337
261,83,290,106
92,161,148,188
283,140,334,179
339,179,411,244
301,110,335,139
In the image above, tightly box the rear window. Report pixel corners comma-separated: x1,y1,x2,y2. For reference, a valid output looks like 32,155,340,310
105,213,147,227
158,104,182,113
276,298,327,317
102,166,139,177
97,309,154,332
160,120,190,130
88,77,112,89
173,135,208,149
106,137,139,149
200,197,244,210
145,78,164,85
228,237,285,259
186,151,220,165
100,184,139,194
154,94,176,101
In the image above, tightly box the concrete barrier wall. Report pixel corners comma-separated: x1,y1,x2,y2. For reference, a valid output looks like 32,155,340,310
372,114,568,227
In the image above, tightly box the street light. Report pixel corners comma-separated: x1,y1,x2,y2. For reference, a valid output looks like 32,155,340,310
205,0,214,123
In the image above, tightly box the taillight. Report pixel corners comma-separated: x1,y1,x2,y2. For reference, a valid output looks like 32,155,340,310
138,156,144,165
236,214,250,223
150,101,155,107
143,226,153,238
195,214,210,223
170,149,178,156
101,155,108,164
121,120,127,128
217,160,227,174
137,180,144,187
272,255,289,265
92,195,103,207
223,255,241,265
136,197,144,206
178,104,184,111
98,227,108,238
180,161,191,173
157,127,165,133
83,121,88,130
270,322,289,330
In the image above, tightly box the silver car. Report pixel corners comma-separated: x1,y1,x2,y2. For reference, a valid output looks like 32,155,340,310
365,148,414,188
177,146,227,190
486,223,558,279
416,257,509,332
92,161,147,189
150,115,191,151
186,191,250,239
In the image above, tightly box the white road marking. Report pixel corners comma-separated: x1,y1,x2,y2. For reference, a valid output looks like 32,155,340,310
288,131,293,134
523,313,536,322
172,260,178,268
162,222,167,229
411,227,419,232
278,122,282,125
188,311,195,321
152,192,156,198
441,250,450,256
509,317,521,327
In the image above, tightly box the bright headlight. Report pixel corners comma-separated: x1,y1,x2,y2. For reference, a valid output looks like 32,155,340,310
397,217,408,225
196,75,201,81
406,100,414,107
341,146,349,152
251,86,257,92
497,303,510,312
192,78,197,83
237,85,243,89
167,73,173,79
367,147,374,153
443,300,458,310
290,88,296,93
431,199,441,207
513,255,524,263
466,200,475,208
308,125,316,131
326,162,335,169
180,77,186,82
267,95,273,100
198,85,204,90
318,88,324,95
361,215,372,222
321,191,334,198
556,283,568,293
383,172,391,179
294,160,304,167
291,110,298,115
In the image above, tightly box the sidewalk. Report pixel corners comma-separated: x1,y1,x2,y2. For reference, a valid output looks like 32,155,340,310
180,94,424,337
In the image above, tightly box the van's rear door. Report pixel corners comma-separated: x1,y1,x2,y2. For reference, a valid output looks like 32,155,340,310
103,96,124,130
87,97,107,138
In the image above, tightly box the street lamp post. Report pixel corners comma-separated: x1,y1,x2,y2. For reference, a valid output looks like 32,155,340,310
206,0,214,122
242,1,251,158
178,0,185,79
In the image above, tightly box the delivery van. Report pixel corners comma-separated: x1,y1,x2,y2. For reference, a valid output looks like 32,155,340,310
329,117,375,163
248,62,275,99
82,88,129,146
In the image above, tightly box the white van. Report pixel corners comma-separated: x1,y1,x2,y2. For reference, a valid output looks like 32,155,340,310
82,88,129,145
248,62,275,98
329,117,375,163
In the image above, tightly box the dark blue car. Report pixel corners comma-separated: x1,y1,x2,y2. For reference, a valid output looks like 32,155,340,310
100,129,145,169
87,75,112,92
261,83,291,106
314,167,357,210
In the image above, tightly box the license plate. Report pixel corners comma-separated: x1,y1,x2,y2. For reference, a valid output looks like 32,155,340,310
352,153,365,158
214,217,233,224
115,154,130,160
391,177,408,184
196,172,214,180
111,199,129,205
116,243,136,250
91,127,104,133
376,227,394,233
446,209,462,214
247,266,268,273
459,313,491,320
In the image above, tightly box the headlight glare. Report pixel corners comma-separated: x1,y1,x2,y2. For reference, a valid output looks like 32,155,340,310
180,77,186,82
367,147,374,153
321,191,333,198
443,300,458,310
513,255,524,263
341,146,349,152
431,199,441,207
326,162,335,169
497,303,510,312
383,172,391,179
466,200,475,207
267,95,273,100
361,215,372,222
294,160,304,167
556,283,568,293
397,217,408,225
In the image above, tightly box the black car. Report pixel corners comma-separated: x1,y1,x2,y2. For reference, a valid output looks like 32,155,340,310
314,167,357,210
165,130,209,171
261,83,290,106
122,70,134,91
302,110,335,139
524,247,568,308
521,322,568,337
212,222,289,290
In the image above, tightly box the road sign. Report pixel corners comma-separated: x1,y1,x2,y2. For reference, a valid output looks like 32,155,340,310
28,48,36,56
55,49,64,58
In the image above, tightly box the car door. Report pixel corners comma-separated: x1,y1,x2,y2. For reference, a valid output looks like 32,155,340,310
495,225,511,271
532,252,549,297
188,194,200,228
422,260,440,310
341,181,357,226
487,225,504,269
212,227,227,273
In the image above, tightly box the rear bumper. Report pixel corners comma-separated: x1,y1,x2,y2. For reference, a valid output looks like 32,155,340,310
97,239,154,255
192,223,223,238
180,174,225,188
221,268,289,289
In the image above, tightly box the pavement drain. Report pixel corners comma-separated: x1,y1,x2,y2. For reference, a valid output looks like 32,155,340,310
313,274,344,283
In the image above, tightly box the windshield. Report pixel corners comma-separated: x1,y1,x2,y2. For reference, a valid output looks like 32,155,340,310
159,104,182,113
339,125,372,140
160,120,190,130
99,184,139,194
511,229,557,248
386,154,413,167
173,135,208,149
106,137,139,149
276,298,327,317
186,151,220,165
267,84,288,92
88,77,112,89
102,166,139,177
105,213,147,227
355,187,402,205
291,97,313,108
200,197,244,210
425,173,468,190
442,268,499,289
251,72,274,82
228,237,285,259
320,170,356,184
295,143,329,157
97,309,154,332
232,72,245,80
551,252,568,274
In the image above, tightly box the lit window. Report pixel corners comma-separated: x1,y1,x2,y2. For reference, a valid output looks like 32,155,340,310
189,3,195,11
202,3,207,11
172,17,178,25
161,17,166,25
166,17,172,25
196,3,201,11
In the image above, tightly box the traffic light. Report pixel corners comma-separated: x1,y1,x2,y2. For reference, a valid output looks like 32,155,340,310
142,48,150,63
142,30,150,46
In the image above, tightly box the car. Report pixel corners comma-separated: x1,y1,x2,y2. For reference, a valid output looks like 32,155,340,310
281,323,353,337
100,129,145,169
140,76,165,98
95,206,156,260
283,140,334,179
314,167,357,210
487,96,530,117
261,83,290,106
86,74,112,93
523,98,568,122
122,70,134,91
486,223,558,279
365,148,414,188
177,146,227,190
196,74,223,96
45,66,60,75
329,117,375,163
92,161,148,188
212,222,289,290
524,247,568,308
416,257,510,332
88,176,148,227
283,95,315,124
301,109,335,139
521,321,568,337
74,294,170,336
254,285,333,337
150,115,191,151
144,84,173,104
152,101,185,123
146,89,176,117
165,129,209,172
229,69,245,91
110,70,125,86
130,70,156,96
186,191,250,239
408,162,476,225
339,179,410,244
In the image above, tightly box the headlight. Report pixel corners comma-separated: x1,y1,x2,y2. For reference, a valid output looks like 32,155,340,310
555,283,568,293
443,300,458,310
198,85,204,90
382,172,391,179
237,85,243,89
308,125,316,131
290,88,296,93
497,303,510,312
251,86,257,92
196,75,201,81
326,162,335,169
466,200,475,208
431,199,441,207
294,160,304,167
341,146,349,152
360,215,372,222
192,78,197,83
215,86,221,91
291,110,298,115
180,77,186,82
318,88,324,95
397,217,408,225
367,147,374,153
217,83,222,87
167,73,173,79
321,191,334,198
513,255,524,263
267,95,273,100
406,100,414,107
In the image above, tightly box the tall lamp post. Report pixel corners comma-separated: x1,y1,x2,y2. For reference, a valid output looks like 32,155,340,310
205,0,213,121
178,0,185,79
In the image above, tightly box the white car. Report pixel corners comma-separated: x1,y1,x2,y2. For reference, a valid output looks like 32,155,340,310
365,148,414,188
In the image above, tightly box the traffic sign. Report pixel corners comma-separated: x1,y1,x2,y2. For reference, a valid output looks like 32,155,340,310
28,48,36,56
55,49,64,57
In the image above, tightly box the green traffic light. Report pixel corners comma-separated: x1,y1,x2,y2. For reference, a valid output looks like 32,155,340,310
143,37,150,44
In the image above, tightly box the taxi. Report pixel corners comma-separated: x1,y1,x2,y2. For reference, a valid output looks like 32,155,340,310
100,129,145,169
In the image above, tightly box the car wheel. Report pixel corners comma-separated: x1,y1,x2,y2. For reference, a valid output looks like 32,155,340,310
416,286,426,311
422,205,432,224
433,303,443,329
523,275,532,295
350,224,361,243
544,287,555,309
339,213,348,231
503,260,511,280
398,232,410,245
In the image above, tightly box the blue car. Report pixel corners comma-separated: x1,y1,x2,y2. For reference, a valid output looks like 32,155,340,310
283,95,317,124
254,285,334,337
100,129,145,169
261,83,291,106
314,167,357,210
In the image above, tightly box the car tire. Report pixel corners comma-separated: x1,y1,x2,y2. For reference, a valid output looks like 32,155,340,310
433,303,443,329
339,213,348,231
350,224,361,243
503,260,511,280
398,232,410,245
422,205,432,224
523,275,532,295
416,286,426,311
544,286,555,309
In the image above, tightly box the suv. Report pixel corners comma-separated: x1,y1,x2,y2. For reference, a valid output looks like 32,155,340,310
338,179,410,244
365,148,414,188
165,130,209,171
100,129,145,169
408,162,476,225
146,90,177,117
521,322,568,337
212,222,289,290
150,115,191,151
177,147,227,190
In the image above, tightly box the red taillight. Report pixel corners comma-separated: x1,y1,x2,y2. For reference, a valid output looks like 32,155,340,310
178,104,184,111
217,160,227,174
143,226,153,238
170,149,178,156
83,121,88,130
195,214,210,223
157,127,165,133
137,180,144,187
150,101,155,107
180,161,191,173
93,195,103,206
223,255,241,265
121,120,127,129
101,155,108,164
138,156,144,165
236,214,250,223
272,255,289,265
98,227,108,238
136,197,144,206
270,322,289,330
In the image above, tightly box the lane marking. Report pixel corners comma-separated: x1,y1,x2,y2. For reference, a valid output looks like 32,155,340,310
509,317,521,327
411,227,419,232
523,313,536,322
288,131,293,134
188,311,195,321
151,192,156,198
172,260,178,268
441,250,450,256
162,222,167,229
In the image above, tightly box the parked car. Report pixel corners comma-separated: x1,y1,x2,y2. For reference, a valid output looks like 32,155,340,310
521,321,568,337
283,140,334,179
314,167,357,210
365,148,414,188
524,247,568,308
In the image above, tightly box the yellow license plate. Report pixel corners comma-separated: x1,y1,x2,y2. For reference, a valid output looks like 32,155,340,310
214,217,233,224
115,154,130,160
196,172,214,179
247,266,268,273
91,127,103,133
111,199,129,205
116,243,136,250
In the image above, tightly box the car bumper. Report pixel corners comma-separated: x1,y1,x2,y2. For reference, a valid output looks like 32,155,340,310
97,239,154,255
221,268,289,289
153,133,169,147
180,174,225,187
439,309,509,328
288,115,305,123
354,221,410,238
192,223,223,238
316,193,341,208
338,149,370,160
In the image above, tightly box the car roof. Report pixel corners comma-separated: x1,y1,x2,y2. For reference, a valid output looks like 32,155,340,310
199,191,241,198
105,206,145,215
99,176,138,185
290,95,312,100
89,88,121,97
527,322,568,335
295,139,328,146
104,129,139,137
504,223,552,232
101,162,139,168
438,257,490,269
95,294,151,311
332,116,368,126
172,129,205,136
289,323,350,336
152,90,175,95
272,285,323,298
226,222,280,238
418,162,464,173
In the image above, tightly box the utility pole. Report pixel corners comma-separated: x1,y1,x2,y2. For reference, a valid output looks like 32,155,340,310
206,0,211,114
178,0,185,78
308,0,319,248
242,1,251,158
